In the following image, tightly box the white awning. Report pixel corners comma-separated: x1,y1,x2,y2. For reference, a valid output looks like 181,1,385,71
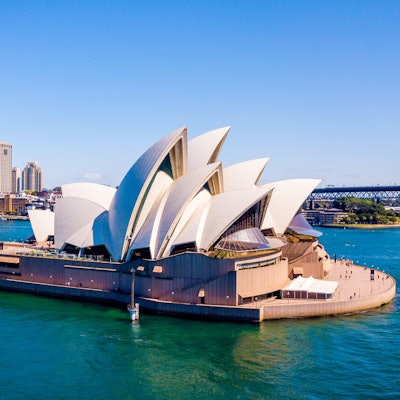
282,276,338,296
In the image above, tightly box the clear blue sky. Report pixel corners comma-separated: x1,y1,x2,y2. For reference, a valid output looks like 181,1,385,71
1,1,399,189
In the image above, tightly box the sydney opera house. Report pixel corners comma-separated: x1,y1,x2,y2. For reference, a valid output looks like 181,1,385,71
0,126,396,322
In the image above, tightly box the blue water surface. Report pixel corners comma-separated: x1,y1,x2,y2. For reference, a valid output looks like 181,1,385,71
0,222,399,400
0,219,33,242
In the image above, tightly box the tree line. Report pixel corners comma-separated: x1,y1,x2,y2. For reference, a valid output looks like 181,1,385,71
333,197,398,225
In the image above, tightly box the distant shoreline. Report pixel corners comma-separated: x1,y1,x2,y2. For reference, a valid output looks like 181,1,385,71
318,223,400,230
0,215,29,221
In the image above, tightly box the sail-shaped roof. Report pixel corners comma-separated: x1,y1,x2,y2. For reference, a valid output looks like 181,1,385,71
172,186,272,252
28,209,55,243
107,126,187,260
43,125,321,262
54,197,107,249
223,158,269,191
61,182,116,210
198,187,272,251
260,179,321,235
187,127,229,172
129,163,222,259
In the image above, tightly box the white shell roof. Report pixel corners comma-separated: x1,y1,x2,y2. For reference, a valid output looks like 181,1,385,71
61,182,116,210
47,125,322,261
28,209,55,242
163,188,212,257
131,170,174,240
167,194,210,253
199,187,272,251
260,179,321,235
107,126,187,260
63,220,94,248
62,211,108,249
130,163,222,259
261,210,275,232
223,158,269,191
54,197,107,249
173,186,272,252
187,127,230,171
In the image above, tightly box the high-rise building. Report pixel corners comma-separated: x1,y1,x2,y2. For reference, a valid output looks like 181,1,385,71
12,167,21,193
22,161,44,192
0,142,12,193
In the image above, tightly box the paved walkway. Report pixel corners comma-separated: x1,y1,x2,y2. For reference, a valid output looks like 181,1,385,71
326,259,393,301
0,242,34,255
244,259,396,313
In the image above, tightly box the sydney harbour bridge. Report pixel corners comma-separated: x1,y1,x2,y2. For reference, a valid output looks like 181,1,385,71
307,185,400,207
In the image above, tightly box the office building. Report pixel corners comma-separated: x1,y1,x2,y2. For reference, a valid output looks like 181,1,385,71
0,142,12,193
12,167,20,193
22,161,43,192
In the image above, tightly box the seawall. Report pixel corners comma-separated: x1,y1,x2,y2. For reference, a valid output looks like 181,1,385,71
0,278,130,305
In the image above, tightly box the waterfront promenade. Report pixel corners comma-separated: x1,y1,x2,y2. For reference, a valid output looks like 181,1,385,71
261,260,396,320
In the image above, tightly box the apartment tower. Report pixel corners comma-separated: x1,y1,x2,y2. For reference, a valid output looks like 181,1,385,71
22,161,44,192
0,142,12,193
12,167,21,193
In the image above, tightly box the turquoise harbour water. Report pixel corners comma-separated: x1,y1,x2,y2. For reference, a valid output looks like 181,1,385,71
0,222,399,400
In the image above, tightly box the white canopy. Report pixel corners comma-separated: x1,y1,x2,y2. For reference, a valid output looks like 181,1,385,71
282,276,339,298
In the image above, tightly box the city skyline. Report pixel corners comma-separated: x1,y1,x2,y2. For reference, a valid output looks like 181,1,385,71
0,141,44,193
1,1,399,189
